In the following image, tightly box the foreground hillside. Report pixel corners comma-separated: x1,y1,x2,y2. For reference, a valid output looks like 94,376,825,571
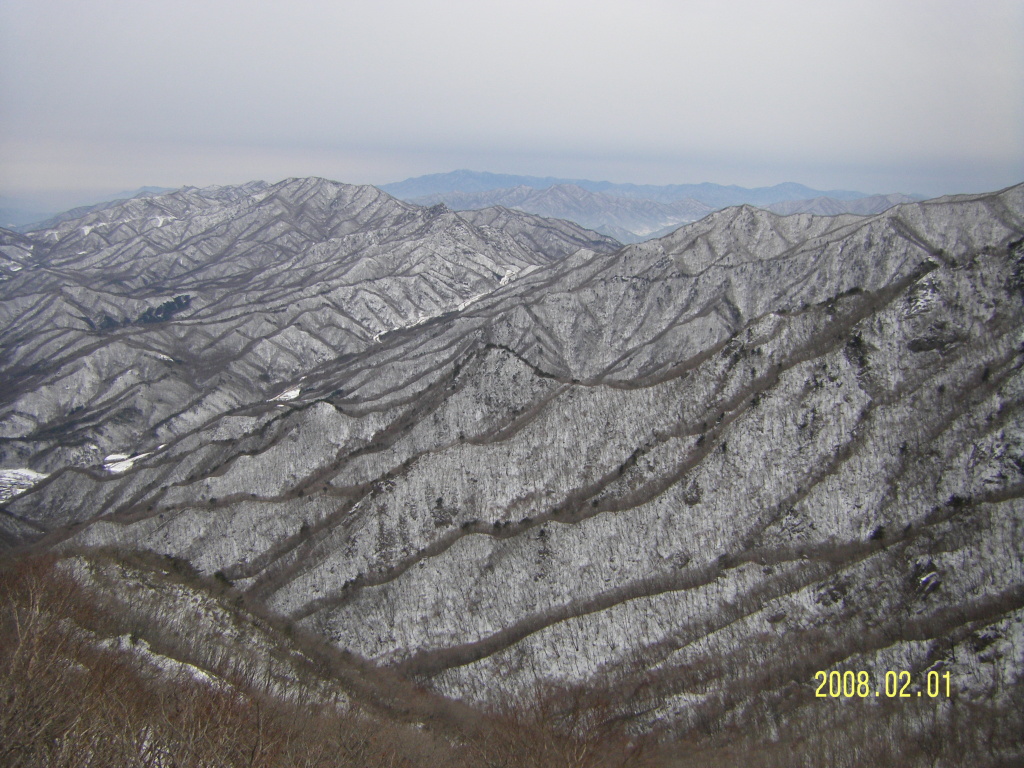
1,552,649,768
2,180,1023,765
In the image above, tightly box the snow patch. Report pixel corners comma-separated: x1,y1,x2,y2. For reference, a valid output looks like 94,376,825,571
270,387,301,402
104,452,151,474
111,635,225,688
0,468,48,502
905,276,940,318
457,292,488,312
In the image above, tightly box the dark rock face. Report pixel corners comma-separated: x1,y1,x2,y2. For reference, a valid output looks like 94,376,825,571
136,295,191,326
3,179,1023,753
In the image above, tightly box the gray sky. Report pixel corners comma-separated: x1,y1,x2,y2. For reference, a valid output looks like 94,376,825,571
2,0,1022,207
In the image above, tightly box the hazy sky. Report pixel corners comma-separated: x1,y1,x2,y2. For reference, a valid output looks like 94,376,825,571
2,0,1022,207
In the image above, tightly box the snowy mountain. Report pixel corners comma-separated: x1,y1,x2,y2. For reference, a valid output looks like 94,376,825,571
382,169,872,206
2,178,1023,764
386,171,920,242
410,183,715,242
0,177,618,515
766,192,922,216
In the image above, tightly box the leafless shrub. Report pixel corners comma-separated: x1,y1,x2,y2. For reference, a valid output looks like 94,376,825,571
469,681,653,768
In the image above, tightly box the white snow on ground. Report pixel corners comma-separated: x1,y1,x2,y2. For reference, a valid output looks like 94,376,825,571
270,387,301,402
0,468,48,502
104,452,151,474
108,634,226,688
499,267,520,286
407,314,431,329
371,270,534,343
456,292,488,312
905,276,940,317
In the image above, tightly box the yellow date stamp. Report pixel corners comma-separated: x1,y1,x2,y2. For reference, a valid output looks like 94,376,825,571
814,670,952,699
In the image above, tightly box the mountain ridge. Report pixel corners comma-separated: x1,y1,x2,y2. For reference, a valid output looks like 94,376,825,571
0,177,619,502
766,192,921,216
2,178,1023,763
408,183,715,243
381,169,885,205
383,170,926,241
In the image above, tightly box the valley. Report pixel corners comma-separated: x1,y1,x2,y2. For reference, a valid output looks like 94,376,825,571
2,178,1023,766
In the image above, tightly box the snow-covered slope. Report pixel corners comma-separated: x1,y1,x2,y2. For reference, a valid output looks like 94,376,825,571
0,177,618,492
3,179,1023,760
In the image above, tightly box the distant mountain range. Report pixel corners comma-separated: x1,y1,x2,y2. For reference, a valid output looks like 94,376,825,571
1,186,173,230
380,169,877,205
0,205,52,230
5,174,924,241
382,170,925,241
410,184,716,243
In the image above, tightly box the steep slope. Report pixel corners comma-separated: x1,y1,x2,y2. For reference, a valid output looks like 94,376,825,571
3,181,1024,762
411,184,714,242
3,551,643,768
0,228,34,276
0,178,619,535
456,204,621,258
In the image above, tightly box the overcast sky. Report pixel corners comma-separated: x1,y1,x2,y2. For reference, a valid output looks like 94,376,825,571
2,0,1022,207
